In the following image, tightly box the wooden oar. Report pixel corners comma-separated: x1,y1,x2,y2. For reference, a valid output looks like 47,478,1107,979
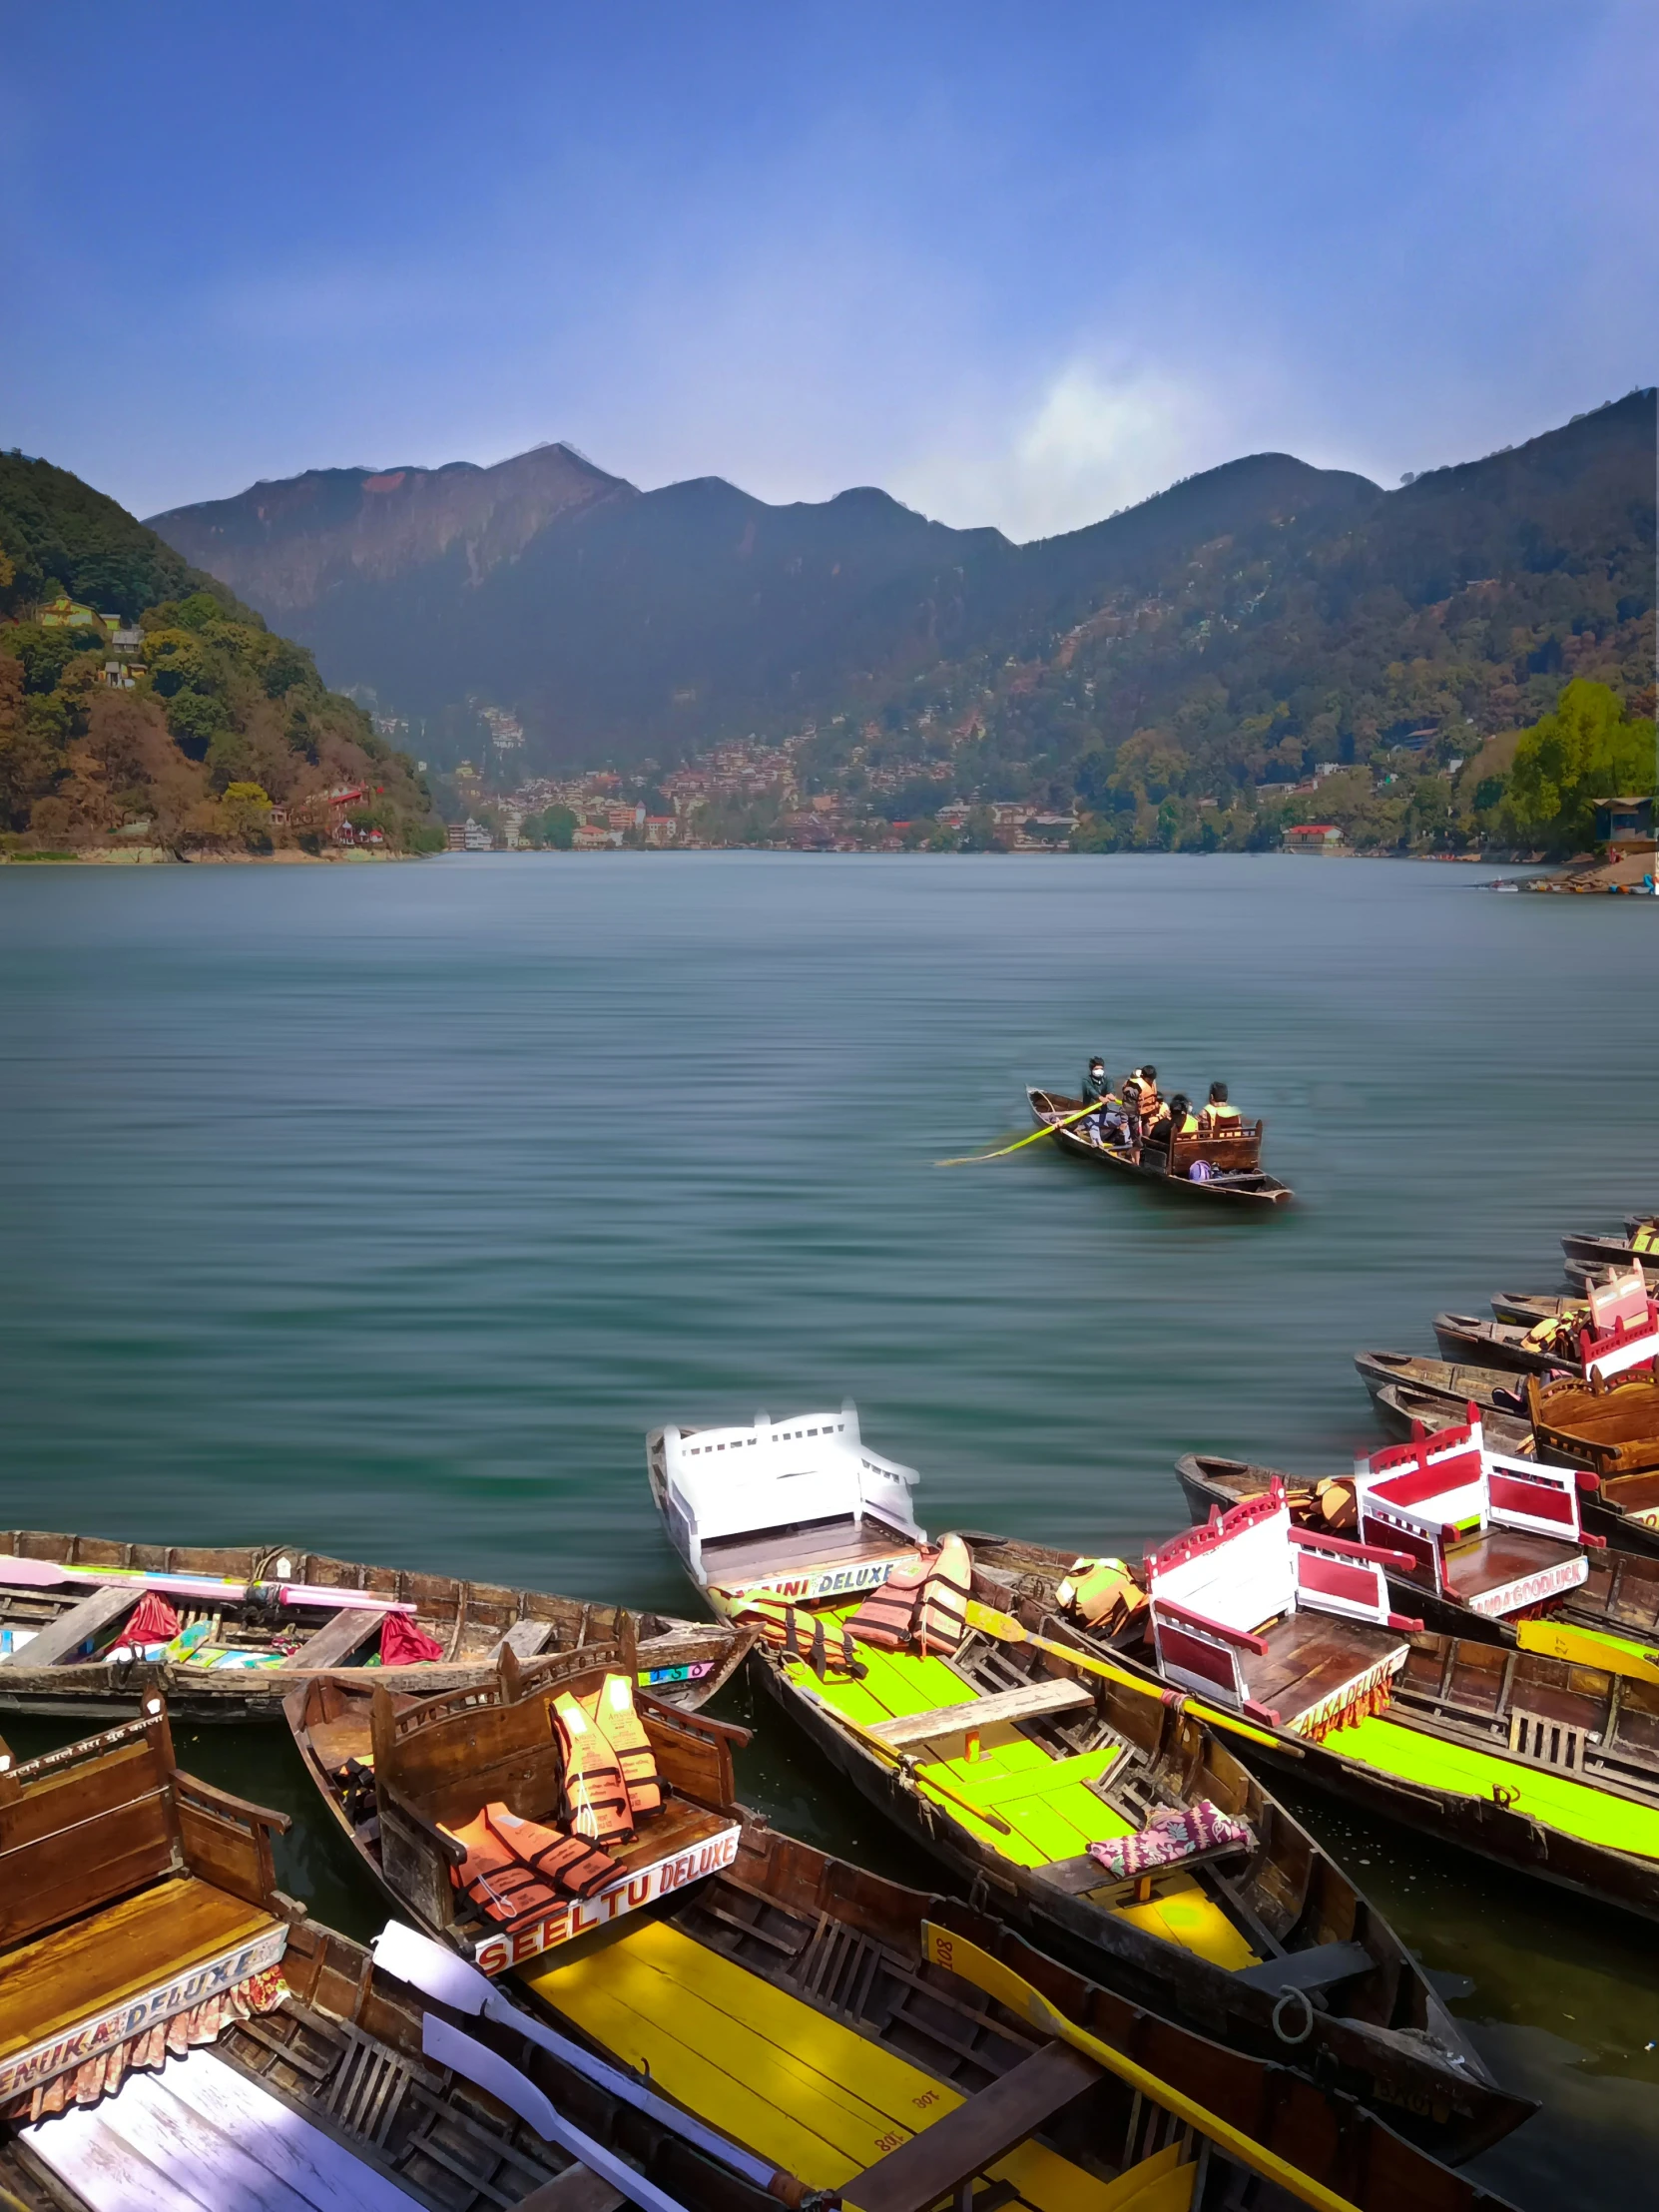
935,1095,1111,1166
964,1597,1297,1757
917,1924,1363,2212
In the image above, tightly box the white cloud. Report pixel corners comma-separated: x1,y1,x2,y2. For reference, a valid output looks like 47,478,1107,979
894,357,1236,542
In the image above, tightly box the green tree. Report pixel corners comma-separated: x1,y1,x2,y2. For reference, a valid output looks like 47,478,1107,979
1507,680,1658,853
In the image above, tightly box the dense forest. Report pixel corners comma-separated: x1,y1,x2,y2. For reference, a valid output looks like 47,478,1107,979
0,453,439,856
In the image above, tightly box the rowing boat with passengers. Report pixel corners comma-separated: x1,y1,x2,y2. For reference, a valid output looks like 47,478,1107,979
0,1699,663,2212
0,1526,747,1723
1025,1089,1293,1206
285,1636,750,1979
1173,1412,1659,1676
741,1542,1522,2159
1123,1478,1659,1929
432,1807,1522,2212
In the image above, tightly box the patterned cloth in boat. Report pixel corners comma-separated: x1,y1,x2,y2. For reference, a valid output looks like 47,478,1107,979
1087,1799,1254,1881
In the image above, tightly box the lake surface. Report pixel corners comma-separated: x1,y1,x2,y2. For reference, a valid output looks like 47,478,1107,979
2,851,1655,2204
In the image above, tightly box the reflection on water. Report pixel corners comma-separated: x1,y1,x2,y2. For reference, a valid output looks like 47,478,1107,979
2,852,1655,2207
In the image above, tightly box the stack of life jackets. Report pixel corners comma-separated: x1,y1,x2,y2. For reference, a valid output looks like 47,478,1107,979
438,1670,664,1928
844,1535,972,1657
1053,1557,1147,1639
733,1597,866,1680
442,1800,619,1924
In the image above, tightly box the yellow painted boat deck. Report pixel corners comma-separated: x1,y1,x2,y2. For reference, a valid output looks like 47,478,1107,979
1327,1714,1659,1858
522,1916,1192,2212
782,1626,1256,1970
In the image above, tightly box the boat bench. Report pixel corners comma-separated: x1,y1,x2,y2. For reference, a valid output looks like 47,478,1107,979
842,2038,1102,2212
1232,1938,1374,1994
1037,1835,1250,1908
865,1680,1093,1763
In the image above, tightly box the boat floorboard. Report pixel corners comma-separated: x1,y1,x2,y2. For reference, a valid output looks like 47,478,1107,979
1241,1614,1397,1729
700,1519,915,1583
1442,1533,1579,1605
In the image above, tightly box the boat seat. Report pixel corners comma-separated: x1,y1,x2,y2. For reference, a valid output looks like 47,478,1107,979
0,1875,276,2064
307,1714,375,1771
1232,1939,1373,1993
842,2040,1101,2212
1037,1835,1249,1904
1240,1614,1402,1729
1442,1532,1582,1611
865,1680,1092,1758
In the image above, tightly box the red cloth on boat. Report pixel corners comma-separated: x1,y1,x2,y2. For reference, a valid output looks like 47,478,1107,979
125,1591,181,1643
379,1611,445,1666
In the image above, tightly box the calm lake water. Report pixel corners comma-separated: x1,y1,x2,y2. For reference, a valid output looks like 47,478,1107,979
2,852,1655,2203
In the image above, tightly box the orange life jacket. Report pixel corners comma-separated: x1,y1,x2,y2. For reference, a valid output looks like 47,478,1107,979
553,1690,635,1845
1122,1071,1158,1119
585,1672,662,1819
1055,1556,1145,1635
845,1556,928,1650
441,1801,616,1922
915,1534,972,1656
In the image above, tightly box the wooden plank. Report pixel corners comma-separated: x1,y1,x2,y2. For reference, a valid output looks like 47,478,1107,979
1,1582,135,1668
842,2040,1101,2212
865,1679,1091,1751
298,1609,387,1672
48,2069,311,2212
21,2099,209,2212
518,2164,627,2212
170,2050,421,2211
1232,1939,1374,1994
489,1617,556,1664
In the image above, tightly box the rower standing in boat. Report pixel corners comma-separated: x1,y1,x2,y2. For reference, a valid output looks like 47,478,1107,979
1082,1053,1118,1144
1197,1081,1240,1136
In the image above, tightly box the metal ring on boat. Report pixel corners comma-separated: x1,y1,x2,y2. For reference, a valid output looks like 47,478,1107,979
1272,1987,1316,2046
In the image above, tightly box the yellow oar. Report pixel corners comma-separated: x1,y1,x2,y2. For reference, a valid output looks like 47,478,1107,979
917,1924,1363,2212
935,1095,1112,1167
964,1597,1296,1757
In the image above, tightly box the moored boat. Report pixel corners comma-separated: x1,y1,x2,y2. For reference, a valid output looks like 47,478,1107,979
1130,1482,1659,1929
0,1526,747,1723
1490,1290,1586,1328
1373,1380,1534,1455
646,1403,929,1621
285,1636,749,1976
1355,1352,1525,1422
0,1701,644,2212
1432,1312,1577,1374
745,1541,1522,2159
1562,1219,1659,1282
1026,1087,1294,1206
1173,1414,1659,1673
482,1812,1521,2212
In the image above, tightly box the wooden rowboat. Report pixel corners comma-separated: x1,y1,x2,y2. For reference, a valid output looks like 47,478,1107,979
1373,1382,1534,1457
504,1810,1522,2212
1562,1222,1659,1281
1432,1312,1576,1374
1173,1449,1659,1674
0,1526,748,1723
1026,1088,1294,1206
1490,1290,1586,1328
1354,1352,1527,1422
0,1702,648,2212
285,1638,750,1977
749,1578,1525,2160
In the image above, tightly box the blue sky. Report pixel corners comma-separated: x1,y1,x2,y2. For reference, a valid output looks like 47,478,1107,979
2,1,1653,538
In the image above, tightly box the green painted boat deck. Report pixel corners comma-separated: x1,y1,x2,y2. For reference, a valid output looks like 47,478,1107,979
1326,1714,1659,1859
782,1619,1258,1969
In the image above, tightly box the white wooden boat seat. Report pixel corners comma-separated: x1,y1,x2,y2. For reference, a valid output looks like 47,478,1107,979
866,1679,1092,1759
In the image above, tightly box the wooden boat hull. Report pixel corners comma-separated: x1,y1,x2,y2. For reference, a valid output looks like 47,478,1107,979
1227,1633,1659,1932
0,1526,748,1722
512,1813,1523,2212
1026,1088,1294,1206
1374,1382,1534,1458
285,1638,750,1973
1356,1351,1527,1420
1432,1313,1569,1375
750,1631,1524,2162
1562,1229,1658,1280
1491,1291,1584,1328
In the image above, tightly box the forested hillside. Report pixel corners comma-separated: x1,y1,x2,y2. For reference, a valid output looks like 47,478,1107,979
146,393,1656,855
0,454,438,855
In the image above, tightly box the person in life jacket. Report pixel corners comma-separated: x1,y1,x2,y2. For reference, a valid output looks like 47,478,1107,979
1121,1065,1161,1143
553,1689,634,1846
442,1799,617,1921
915,1533,972,1656
1055,1557,1146,1637
585,1672,663,1820
1197,1082,1240,1136
846,1554,930,1649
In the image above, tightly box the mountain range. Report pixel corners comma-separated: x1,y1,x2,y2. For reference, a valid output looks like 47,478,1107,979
147,392,1657,795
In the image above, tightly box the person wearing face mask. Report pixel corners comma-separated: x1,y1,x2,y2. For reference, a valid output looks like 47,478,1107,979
1081,1053,1115,1142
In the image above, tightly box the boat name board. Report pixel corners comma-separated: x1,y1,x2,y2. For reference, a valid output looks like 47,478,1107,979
638,1660,713,1685
477,1820,741,1976
0,1924,288,2100
715,1555,917,1608
1469,1556,1589,1618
